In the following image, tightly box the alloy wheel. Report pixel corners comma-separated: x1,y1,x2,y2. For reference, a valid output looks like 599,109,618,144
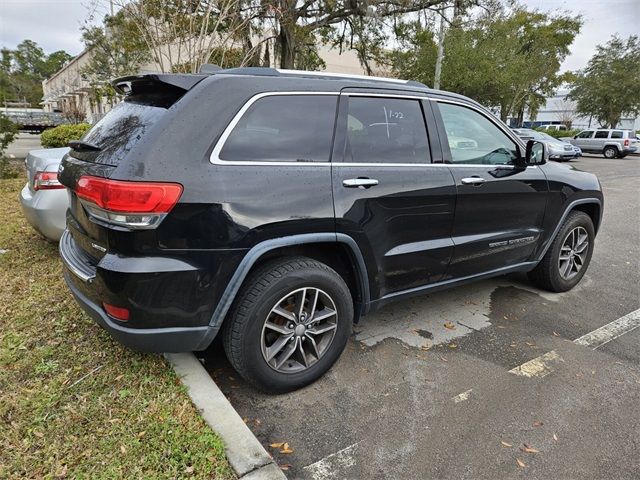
558,226,589,280
260,287,338,373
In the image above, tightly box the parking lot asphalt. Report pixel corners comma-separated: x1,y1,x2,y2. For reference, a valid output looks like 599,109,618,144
203,155,640,479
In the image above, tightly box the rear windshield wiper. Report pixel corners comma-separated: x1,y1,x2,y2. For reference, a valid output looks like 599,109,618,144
69,140,101,152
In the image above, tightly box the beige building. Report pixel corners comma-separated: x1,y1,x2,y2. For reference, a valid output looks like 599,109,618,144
42,45,369,124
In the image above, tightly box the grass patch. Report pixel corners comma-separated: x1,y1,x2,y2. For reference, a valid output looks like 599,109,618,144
0,177,234,479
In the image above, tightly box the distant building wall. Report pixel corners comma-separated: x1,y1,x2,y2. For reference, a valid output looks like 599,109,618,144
511,90,639,131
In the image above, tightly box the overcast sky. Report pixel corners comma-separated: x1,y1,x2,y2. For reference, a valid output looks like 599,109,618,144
0,0,638,72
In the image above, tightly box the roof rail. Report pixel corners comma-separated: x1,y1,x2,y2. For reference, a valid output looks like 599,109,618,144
199,64,222,74
207,66,429,88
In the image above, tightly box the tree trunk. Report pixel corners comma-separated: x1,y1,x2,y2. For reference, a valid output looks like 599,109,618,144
278,24,296,69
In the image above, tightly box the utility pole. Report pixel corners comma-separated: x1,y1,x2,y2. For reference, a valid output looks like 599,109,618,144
433,8,446,90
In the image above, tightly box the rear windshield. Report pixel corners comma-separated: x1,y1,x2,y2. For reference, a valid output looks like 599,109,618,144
70,101,165,165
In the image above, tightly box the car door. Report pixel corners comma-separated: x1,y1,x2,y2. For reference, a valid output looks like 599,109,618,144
432,99,549,279
574,130,595,152
593,130,610,152
331,91,457,299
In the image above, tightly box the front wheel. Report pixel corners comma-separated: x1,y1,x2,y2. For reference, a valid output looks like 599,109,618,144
528,211,595,292
222,257,353,393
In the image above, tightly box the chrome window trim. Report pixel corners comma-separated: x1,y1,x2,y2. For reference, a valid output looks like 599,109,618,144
209,90,537,169
210,91,339,166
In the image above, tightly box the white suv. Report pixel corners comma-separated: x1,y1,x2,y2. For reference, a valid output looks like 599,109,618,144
568,129,638,158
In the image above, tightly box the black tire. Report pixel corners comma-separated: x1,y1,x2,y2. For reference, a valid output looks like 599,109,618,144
222,257,353,393
528,211,595,292
603,146,617,159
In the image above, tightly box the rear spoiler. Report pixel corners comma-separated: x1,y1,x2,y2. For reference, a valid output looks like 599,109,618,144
112,74,208,96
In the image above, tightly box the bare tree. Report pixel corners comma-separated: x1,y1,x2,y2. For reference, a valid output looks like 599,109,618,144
553,97,576,129
110,0,252,73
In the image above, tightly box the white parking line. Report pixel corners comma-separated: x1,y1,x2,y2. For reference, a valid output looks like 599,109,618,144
573,308,640,349
509,350,564,378
303,442,359,480
509,308,640,378
452,389,473,403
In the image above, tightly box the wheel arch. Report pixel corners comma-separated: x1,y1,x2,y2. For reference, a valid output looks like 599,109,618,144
535,198,603,262
207,233,370,333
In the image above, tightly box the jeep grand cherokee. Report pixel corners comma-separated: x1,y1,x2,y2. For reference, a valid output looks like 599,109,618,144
58,68,603,392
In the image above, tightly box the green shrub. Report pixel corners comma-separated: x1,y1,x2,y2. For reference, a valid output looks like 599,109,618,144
0,114,19,179
535,128,580,139
41,123,91,148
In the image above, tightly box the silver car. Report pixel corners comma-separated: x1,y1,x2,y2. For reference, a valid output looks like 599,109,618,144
512,128,579,162
19,147,70,241
568,129,638,158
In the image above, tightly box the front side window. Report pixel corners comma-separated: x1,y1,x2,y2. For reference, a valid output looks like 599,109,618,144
594,131,609,139
219,95,337,162
611,131,623,139
344,96,430,164
577,130,594,138
437,102,518,165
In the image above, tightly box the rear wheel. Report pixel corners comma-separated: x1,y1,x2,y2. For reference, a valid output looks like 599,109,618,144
222,257,353,393
528,211,595,292
603,146,617,159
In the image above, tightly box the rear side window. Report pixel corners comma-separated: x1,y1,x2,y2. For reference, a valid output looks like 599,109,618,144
594,131,609,138
611,131,623,139
576,131,594,138
73,102,165,166
344,96,429,164
219,95,337,163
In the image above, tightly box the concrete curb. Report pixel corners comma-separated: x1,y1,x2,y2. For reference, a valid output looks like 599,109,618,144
165,353,286,479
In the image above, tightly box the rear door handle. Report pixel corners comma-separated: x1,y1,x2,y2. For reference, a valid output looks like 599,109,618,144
343,178,379,189
461,177,486,185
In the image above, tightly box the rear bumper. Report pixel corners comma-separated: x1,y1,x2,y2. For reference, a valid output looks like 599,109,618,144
59,230,222,352
19,184,67,241
63,270,217,352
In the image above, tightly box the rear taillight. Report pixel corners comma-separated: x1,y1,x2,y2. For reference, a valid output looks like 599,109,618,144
624,139,629,147
34,171,64,191
76,176,183,229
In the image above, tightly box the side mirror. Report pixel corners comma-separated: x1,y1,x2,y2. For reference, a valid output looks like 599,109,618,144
525,140,547,165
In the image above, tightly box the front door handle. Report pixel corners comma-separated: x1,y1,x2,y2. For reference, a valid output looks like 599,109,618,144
461,177,486,185
343,178,379,189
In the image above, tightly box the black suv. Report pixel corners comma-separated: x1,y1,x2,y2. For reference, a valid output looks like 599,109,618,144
59,68,603,392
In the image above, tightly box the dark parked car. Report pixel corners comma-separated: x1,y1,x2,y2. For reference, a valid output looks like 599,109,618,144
58,68,603,392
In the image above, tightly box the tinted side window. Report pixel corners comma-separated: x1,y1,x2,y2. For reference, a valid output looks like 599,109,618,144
219,95,337,162
344,97,429,164
594,131,609,139
438,102,518,165
577,131,594,138
611,131,623,139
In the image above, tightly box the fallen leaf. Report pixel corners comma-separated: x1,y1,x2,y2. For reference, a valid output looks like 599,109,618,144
280,442,294,454
184,466,194,474
525,342,535,346
280,464,292,471
552,331,560,337
532,421,543,427
269,442,285,449
448,343,457,349
444,322,456,330
33,431,44,438
553,433,558,441
520,444,539,453
501,441,513,448
137,431,146,438
516,458,526,468
439,356,448,362
120,445,126,454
